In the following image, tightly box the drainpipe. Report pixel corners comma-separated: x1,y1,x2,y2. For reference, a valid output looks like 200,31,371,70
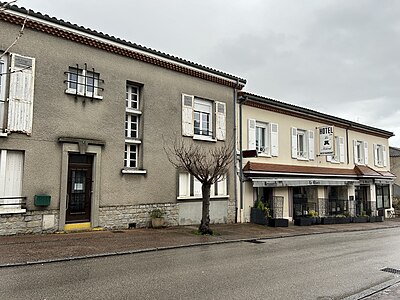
233,81,239,223
238,94,248,223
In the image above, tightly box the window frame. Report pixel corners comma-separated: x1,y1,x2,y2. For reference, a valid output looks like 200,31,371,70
0,56,7,132
193,98,213,138
297,129,308,159
177,172,229,199
65,67,103,100
122,83,146,174
256,121,269,155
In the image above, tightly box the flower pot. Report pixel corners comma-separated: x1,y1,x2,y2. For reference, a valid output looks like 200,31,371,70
294,217,313,226
321,217,335,225
268,218,288,227
151,217,164,228
335,217,351,224
250,208,269,225
369,216,384,223
351,216,369,223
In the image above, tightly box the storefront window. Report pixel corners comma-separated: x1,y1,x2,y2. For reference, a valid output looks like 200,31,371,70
376,184,390,209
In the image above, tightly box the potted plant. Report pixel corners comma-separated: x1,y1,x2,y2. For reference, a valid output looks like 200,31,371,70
294,210,319,226
149,208,165,228
352,211,369,223
250,199,270,225
334,213,352,224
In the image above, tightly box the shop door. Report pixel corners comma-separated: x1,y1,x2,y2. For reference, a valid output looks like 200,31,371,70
66,154,93,223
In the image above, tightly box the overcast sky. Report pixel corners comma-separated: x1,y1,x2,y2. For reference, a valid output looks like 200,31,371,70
16,0,400,146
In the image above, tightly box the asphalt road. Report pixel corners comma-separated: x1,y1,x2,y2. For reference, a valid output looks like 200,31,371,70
2,228,400,300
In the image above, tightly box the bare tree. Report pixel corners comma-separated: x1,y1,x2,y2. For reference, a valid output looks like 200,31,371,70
164,137,234,235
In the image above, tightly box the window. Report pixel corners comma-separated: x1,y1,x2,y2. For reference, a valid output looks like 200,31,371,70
194,98,212,137
354,140,368,165
181,94,226,141
248,119,279,156
0,150,26,214
178,172,228,198
256,122,268,154
65,65,103,99
327,136,345,164
0,53,35,136
123,83,145,174
291,128,314,160
374,144,387,167
376,184,390,209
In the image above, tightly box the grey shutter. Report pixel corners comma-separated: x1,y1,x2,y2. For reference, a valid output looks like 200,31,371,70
308,130,315,160
7,54,35,135
215,101,226,141
291,127,297,159
364,141,369,165
270,123,279,157
383,145,387,167
182,94,194,137
353,140,358,164
339,137,345,163
248,119,256,150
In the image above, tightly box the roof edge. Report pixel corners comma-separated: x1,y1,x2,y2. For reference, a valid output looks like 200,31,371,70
1,3,246,86
239,91,394,138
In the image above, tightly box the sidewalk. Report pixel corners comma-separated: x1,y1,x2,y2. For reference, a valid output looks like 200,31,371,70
1,219,400,268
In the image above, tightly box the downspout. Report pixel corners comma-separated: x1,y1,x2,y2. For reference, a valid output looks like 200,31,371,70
238,94,248,223
233,80,239,223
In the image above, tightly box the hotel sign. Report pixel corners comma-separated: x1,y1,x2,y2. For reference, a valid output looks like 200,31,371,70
319,126,334,155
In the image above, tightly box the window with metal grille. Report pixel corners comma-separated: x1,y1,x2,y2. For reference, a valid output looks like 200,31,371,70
65,64,104,100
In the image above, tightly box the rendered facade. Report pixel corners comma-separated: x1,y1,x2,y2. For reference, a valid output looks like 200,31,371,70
237,92,395,223
0,5,245,235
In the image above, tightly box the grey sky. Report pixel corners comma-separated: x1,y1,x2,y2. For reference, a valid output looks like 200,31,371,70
16,0,400,146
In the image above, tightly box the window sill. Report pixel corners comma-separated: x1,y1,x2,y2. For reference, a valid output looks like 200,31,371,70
121,169,147,175
258,153,272,158
0,208,26,215
177,195,230,201
65,89,103,100
125,138,141,144
126,108,142,115
296,157,309,161
193,135,216,142
330,160,340,164
0,132,8,138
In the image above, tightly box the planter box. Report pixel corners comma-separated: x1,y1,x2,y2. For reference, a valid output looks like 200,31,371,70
352,216,369,223
250,208,269,225
294,217,313,226
335,217,351,224
321,217,335,225
151,217,164,228
369,216,384,223
268,218,288,227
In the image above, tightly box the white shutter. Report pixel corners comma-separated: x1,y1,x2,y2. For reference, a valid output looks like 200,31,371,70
270,123,279,157
373,144,378,166
215,101,226,141
248,119,256,150
178,173,190,197
308,130,315,160
7,54,35,135
364,141,368,165
193,176,202,197
353,140,358,164
217,176,227,196
339,137,345,163
4,151,23,198
383,145,387,167
291,127,298,158
182,94,194,137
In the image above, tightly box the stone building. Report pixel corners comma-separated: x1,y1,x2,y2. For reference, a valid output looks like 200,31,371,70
0,4,245,235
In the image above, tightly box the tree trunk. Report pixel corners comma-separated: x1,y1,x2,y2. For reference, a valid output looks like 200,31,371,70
199,183,213,235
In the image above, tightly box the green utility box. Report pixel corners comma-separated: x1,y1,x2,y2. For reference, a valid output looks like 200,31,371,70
34,194,51,207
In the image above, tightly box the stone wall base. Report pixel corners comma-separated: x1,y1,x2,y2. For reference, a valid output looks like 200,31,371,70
0,210,59,236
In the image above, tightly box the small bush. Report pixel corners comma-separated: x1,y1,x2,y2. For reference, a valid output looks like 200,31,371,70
149,208,165,219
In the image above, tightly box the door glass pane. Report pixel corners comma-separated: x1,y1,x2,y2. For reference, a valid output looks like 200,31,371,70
70,170,86,214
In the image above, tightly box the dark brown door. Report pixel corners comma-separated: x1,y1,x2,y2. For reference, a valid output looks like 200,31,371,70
66,154,93,223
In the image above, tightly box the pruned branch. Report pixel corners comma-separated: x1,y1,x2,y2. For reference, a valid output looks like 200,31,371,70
163,135,234,185
0,1,29,59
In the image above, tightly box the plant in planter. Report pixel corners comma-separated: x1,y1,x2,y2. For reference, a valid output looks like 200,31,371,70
149,208,165,228
335,214,352,224
352,211,369,223
294,210,319,226
250,200,270,225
